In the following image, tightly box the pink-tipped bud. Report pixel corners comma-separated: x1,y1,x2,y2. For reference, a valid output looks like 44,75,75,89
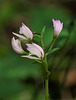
52,19,63,36
12,37,25,54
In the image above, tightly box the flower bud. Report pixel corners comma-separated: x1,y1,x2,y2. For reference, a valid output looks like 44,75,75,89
52,19,63,36
12,37,25,54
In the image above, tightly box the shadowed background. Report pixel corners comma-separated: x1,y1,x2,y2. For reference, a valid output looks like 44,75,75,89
0,0,76,100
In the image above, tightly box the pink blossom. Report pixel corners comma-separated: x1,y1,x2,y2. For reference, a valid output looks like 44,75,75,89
13,23,33,40
12,37,25,54
22,43,44,60
52,19,63,36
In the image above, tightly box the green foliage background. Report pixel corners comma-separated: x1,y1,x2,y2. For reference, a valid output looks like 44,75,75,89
0,0,76,100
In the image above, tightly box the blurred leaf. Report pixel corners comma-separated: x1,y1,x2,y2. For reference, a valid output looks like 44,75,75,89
67,20,76,44
0,51,40,79
41,26,46,38
9,91,32,100
59,29,69,37
46,48,60,55
36,92,44,100
0,79,34,98
0,51,40,98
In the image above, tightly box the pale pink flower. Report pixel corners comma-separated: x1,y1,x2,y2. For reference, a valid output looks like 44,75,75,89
12,37,25,54
22,43,44,60
13,23,33,41
52,19,63,36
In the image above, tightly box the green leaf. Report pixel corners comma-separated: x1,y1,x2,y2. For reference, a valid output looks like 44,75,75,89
46,48,60,55
34,59,42,64
41,26,46,38
33,34,41,38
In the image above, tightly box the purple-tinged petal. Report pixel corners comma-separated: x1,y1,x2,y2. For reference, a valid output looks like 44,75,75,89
19,23,33,40
22,23,33,39
22,55,40,60
26,43,44,59
26,43,42,58
32,43,44,58
13,32,27,40
19,27,30,39
52,19,63,36
12,37,24,54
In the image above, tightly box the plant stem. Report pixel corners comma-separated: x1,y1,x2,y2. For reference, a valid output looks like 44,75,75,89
49,38,56,51
41,36,44,50
44,37,57,100
44,56,49,100
45,78,49,100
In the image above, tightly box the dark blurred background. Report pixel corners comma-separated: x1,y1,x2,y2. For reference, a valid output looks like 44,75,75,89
0,0,76,100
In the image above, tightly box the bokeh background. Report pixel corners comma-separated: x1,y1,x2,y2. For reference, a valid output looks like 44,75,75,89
0,0,76,100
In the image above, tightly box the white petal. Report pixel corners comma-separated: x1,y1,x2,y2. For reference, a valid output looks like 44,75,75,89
52,19,63,35
22,55,40,60
26,44,41,58
13,32,27,40
32,43,44,58
12,37,24,54
19,23,33,39
22,23,33,39
20,27,30,39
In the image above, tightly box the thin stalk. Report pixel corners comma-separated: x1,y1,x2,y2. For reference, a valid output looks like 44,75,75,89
41,36,44,51
49,38,56,51
44,37,57,100
45,79,49,100
44,56,49,100
40,31,49,100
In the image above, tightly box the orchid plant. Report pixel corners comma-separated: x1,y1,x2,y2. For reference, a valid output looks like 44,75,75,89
11,19,63,100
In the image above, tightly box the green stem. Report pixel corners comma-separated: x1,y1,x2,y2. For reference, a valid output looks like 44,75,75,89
41,36,44,51
41,37,49,100
45,79,49,100
44,37,57,100
49,38,56,51
44,56,49,100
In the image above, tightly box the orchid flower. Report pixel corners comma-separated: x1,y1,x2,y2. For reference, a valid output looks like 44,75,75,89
52,19,63,36
13,23,33,41
12,37,25,54
22,43,44,60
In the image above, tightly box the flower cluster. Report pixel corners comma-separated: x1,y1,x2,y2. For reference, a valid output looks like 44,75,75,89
12,19,63,60
12,23,44,60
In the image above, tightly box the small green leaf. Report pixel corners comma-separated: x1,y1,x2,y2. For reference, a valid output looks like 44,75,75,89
46,48,60,55
34,59,42,64
33,34,41,38
41,26,46,38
